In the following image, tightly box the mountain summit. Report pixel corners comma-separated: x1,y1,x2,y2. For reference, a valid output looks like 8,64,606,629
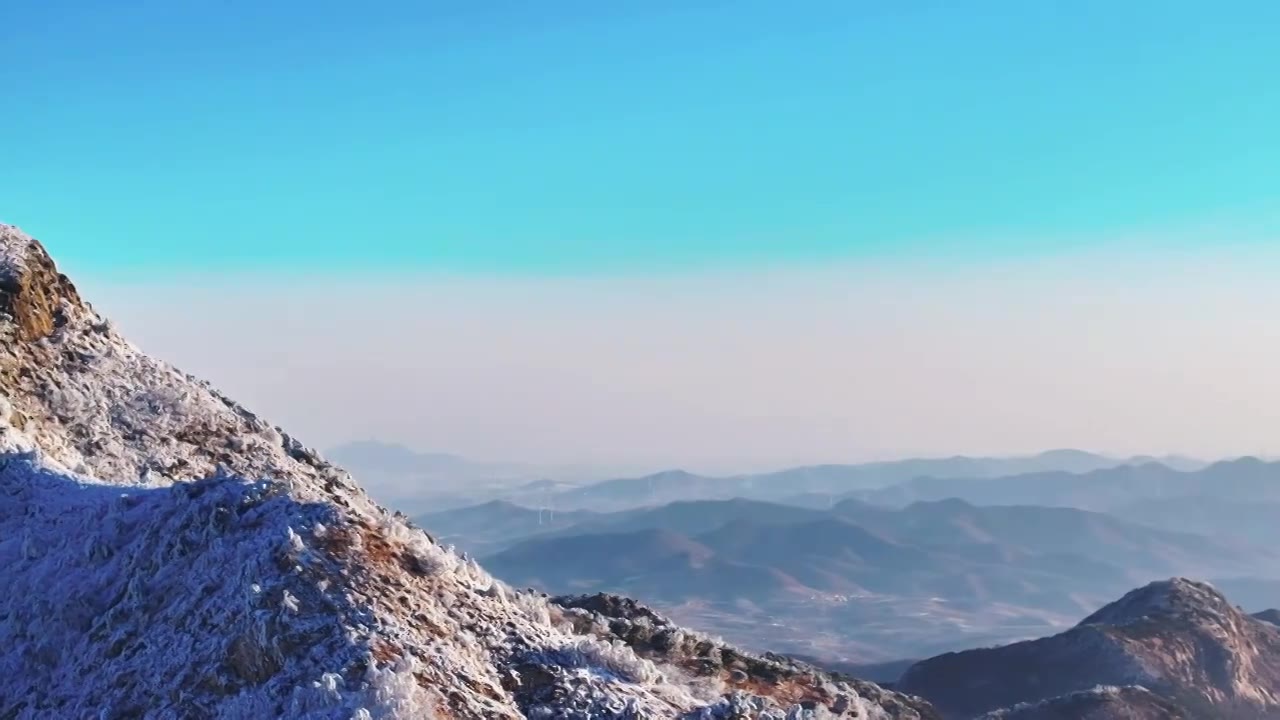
0,225,937,719
899,578,1280,719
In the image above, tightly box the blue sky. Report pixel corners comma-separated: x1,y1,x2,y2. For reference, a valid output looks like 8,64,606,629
5,0,1278,277
6,2,1280,465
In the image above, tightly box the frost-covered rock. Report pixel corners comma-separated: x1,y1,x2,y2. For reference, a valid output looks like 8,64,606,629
554,594,936,720
0,224,937,719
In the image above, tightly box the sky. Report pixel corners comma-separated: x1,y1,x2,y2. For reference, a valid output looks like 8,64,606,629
4,1,1280,470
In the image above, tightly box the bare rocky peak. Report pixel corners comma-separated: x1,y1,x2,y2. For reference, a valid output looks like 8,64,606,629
1076,577,1237,628
0,224,936,719
899,578,1280,719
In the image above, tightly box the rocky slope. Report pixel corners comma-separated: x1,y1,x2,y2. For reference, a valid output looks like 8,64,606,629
898,578,1280,719
0,224,938,719
554,594,937,719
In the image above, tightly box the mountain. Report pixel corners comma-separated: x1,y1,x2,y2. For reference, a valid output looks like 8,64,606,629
742,449,1195,500
899,578,1280,719
475,496,1267,600
694,517,959,593
485,526,805,601
0,224,937,718
414,496,830,556
490,528,715,588
520,451,1185,513
1128,454,1208,473
474,495,1279,663
541,469,728,511
432,491,1260,581
1113,495,1280,546
482,511,1208,611
749,450,1152,495
832,498,1264,579
537,497,830,541
470,493,1280,664
371,448,1209,516
855,457,1280,510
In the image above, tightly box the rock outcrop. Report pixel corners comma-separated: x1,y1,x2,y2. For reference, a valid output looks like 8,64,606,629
898,578,1280,719
555,594,941,719
0,224,936,719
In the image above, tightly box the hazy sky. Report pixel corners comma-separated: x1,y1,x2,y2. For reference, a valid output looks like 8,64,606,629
81,241,1280,471
5,2,1280,470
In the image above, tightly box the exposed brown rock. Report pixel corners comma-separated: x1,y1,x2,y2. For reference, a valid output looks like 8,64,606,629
0,226,85,342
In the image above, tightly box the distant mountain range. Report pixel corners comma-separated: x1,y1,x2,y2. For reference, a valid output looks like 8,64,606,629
524,450,1208,512
328,439,1216,515
415,494,1278,662
359,447,1205,515
850,456,1280,511
456,496,1269,586
399,449,1280,713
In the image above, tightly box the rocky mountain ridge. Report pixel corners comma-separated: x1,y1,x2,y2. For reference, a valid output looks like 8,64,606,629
899,578,1280,719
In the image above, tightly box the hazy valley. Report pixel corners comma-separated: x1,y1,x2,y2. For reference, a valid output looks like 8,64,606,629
378,447,1280,671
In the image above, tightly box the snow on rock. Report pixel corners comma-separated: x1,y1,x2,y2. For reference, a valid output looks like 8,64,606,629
0,224,937,719
553,594,934,720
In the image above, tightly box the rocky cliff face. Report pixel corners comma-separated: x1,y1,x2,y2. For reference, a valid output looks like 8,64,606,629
898,578,1280,719
0,224,937,719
